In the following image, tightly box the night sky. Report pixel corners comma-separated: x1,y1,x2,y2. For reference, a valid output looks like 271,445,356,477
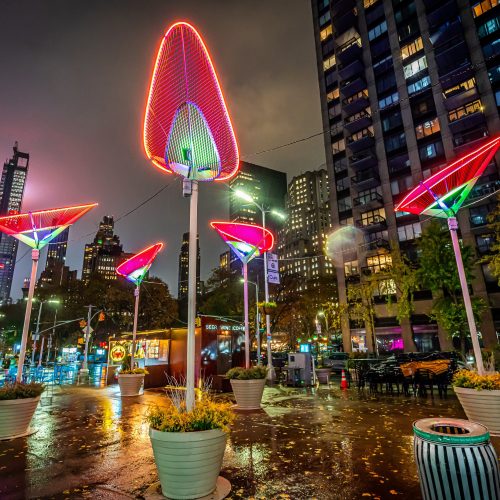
0,0,325,299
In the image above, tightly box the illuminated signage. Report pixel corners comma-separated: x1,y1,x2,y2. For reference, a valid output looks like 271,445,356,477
205,323,244,332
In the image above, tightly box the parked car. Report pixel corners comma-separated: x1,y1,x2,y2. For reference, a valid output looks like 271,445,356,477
323,352,348,373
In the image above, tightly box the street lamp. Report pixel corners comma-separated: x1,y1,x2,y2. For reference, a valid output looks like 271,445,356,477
234,189,286,380
240,277,261,364
30,298,60,366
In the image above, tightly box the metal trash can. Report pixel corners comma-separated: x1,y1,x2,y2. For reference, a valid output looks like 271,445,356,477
413,418,500,500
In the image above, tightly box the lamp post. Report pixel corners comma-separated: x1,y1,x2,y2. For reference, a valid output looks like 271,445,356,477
33,299,60,367
234,189,285,380
241,277,261,364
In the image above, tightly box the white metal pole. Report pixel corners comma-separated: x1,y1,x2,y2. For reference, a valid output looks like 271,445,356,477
255,281,261,365
448,217,485,375
38,336,45,367
243,261,250,369
131,285,140,371
81,305,92,373
17,249,39,382
46,309,57,364
186,179,198,411
262,209,274,381
31,300,43,365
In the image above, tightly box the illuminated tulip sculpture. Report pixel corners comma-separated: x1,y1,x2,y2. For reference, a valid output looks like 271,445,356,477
395,136,500,374
116,242,163,372
144,22,239,409
211,222,274,368
0,203,97,382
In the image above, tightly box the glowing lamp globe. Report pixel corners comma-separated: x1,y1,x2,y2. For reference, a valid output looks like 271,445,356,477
116,243,164,286
211,221,274,263
395,136,500,217
143,22,239,181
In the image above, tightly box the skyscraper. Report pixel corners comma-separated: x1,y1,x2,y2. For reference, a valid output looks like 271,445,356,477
311,0,500,353
82,216,130,283
46,227,69,267
278,169,335,291
0,142,29,304
178,232,201,300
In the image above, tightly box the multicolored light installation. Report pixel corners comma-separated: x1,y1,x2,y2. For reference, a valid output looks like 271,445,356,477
116,242,164,286
0,203,98,249
143,22,239,181
210,221,274,263
395,136,500,217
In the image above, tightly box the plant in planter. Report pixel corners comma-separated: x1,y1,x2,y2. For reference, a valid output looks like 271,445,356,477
258,301,277,316
146,388,234,499
226,365,267,410
0,382,44,440
453,369,500,436
117,355,148,397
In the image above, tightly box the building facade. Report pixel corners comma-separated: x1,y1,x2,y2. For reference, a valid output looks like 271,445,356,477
82,216,130,282
311,0,500,352
0,142,29,304
177,231,201,300
278,169,335,290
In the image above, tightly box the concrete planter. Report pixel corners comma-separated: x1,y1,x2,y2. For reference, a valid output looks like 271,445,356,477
117,373,144,397
149,427,227,499
0,396,40,440
454,387,500,436
316,368,331,384
230,379,266,410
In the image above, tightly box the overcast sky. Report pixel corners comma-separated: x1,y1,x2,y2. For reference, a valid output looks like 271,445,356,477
0,0,325,299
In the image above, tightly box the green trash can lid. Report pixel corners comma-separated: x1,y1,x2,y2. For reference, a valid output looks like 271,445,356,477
413,418,490,445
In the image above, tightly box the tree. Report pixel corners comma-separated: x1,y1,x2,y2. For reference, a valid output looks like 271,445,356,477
139,277,178,330
417,220,485,354
482,194,500,284
199,266,243,318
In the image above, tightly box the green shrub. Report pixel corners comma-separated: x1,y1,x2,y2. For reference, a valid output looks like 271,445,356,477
226,365,267,380
0,382,45,400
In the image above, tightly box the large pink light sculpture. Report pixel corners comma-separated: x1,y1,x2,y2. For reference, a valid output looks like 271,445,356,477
211,221,274,368
395,136,500,374
0,203,97,382
116,243,164,373
143,21,239,410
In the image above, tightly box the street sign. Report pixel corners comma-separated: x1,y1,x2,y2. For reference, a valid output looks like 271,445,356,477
267,253,280,284
268,271,280,284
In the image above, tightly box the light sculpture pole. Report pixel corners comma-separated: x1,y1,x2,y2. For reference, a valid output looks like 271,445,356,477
395,136,500,375
0,203,97,382
211,222,274,369
144,22,239,410
116,243,164,372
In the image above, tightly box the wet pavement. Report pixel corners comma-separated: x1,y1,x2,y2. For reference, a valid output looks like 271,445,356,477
0,382,498,499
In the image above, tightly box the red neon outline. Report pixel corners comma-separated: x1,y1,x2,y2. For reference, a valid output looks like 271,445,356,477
394,136,500,215
210,221,274,253
116,242,164,282
143,21,239,182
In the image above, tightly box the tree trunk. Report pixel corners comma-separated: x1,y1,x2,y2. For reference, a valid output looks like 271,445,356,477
401,318,417,352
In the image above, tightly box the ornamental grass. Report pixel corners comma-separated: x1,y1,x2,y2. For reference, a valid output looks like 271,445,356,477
0,382,45,400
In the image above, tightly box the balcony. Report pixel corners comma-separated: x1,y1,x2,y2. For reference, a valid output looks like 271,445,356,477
333,9,357,36
477,242,493,256
351,168,380,190
349,152,377,171
366,238,390,251
340,76,367,99
430,19,463,49
332,0,354,17
444,86,479,112
448,110,485,134
427,0,458,31
439,63,474,90
345,110,372,134
470,214,489,231
343,90,369,115
453,128,489,152
435,40,469,77
388,154,411,177
337,38,362,66
469,179,500,201
361,263,391,276
347,129,375,153
345,272,360,284
356,214,387,231
338,59,365,81
353,191,383,209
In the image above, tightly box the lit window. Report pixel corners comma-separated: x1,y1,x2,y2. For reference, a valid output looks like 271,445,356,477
320,24,333,41
443,78,476,98
403,55,427,79
415,117,440,140
401,37,423,60
379,92,399,109
448,99,483,122
332,138,345,153
319,11,331,27
364,0,378,6
323,54,336,71
478,15,500,37
368,20,388,41
472,0,499,17
398,222,422,242
407,75,431,95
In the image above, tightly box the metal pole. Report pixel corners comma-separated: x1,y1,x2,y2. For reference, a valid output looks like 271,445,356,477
448,217,485,375
17,249,39,382
81,305,92,373
38,336,45,367
186,179,198,411
255,280,261,365
243,261,250,369
262,209,274,381
46,309,57,364
31,300,43,365
131,285,140,371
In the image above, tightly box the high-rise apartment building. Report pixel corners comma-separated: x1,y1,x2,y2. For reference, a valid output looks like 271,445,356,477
0,142,29,304
311,0,500,353
278,169,335,290
46,227,69,266
82,216,130,282
178,231,201,300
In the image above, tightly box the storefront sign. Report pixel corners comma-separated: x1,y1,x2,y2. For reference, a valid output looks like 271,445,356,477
205,323,244,332
110,344,127,363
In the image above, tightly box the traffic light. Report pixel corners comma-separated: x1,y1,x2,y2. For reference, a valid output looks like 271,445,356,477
79,320,87,329
98,312,105,322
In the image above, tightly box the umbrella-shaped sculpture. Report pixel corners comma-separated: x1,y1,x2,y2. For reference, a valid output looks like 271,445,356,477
144,21,239,410
116,243,164,372
0,203,97,381
395,136,500,374
211,222,274,368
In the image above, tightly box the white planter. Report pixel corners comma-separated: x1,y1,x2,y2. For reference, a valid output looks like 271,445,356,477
0,396,40,440
454,386,500,436
118,373,144,396
316,368,331,384
230,379,266,410
149,427,227,499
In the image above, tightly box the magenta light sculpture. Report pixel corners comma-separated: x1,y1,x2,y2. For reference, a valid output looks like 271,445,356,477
211,221,274,368
116,243,164,372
